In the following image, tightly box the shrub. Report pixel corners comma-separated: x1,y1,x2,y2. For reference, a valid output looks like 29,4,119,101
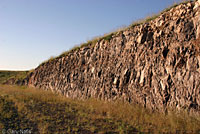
101,33,114,41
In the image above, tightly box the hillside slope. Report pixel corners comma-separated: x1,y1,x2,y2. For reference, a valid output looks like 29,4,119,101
26,1,200,114
0,71,28,85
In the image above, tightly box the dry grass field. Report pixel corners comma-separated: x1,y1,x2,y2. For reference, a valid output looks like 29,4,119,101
0,85,199,134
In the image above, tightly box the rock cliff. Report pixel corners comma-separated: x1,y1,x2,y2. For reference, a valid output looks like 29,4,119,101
27,1,200,114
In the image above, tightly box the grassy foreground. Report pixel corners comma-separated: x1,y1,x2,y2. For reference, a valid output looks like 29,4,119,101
0,85,199,134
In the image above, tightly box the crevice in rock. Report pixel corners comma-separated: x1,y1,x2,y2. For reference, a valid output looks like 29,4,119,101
124,71,131,84
176,57,186,68
98,70,102,78
116,79,120,89
149,70,153,87
162,47,169,59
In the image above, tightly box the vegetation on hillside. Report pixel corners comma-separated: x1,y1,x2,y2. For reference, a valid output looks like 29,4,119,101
0,85,199,134
0,71,29,84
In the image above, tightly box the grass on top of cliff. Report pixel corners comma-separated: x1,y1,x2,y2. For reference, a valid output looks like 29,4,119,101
0,85,199,134
39,0,193,67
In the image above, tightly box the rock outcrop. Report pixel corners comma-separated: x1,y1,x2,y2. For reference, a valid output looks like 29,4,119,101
27,1,200,114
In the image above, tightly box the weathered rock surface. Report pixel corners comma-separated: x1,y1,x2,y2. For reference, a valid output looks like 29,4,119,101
27,1,200,114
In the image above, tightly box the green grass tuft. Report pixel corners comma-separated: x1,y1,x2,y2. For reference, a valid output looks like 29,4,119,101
101,33,114,41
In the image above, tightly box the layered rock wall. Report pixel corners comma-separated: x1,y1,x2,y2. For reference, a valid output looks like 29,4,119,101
27,1,200,114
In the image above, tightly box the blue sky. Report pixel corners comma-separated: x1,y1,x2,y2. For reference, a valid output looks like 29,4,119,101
0,0,183,70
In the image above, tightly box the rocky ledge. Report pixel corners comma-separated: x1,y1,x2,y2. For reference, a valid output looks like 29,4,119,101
26,1,200,115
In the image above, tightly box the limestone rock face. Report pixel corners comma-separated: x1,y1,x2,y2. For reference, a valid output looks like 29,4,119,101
27,1,200,114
